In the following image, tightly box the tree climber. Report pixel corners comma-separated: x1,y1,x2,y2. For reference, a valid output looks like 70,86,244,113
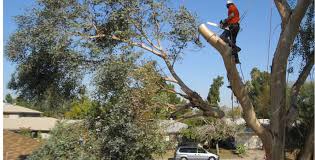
220,0,241,64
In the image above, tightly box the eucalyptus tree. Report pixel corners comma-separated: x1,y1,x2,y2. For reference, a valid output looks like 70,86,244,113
199,0,313,159
6,0,224,119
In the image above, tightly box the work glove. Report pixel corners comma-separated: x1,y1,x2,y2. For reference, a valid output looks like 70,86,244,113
220,20,227,29
219,20,224,29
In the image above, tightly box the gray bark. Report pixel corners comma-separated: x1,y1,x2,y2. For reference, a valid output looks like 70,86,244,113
270,0,312,159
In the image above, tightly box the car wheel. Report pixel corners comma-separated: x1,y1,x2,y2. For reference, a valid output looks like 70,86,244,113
209,157,216,160
180,158,188,160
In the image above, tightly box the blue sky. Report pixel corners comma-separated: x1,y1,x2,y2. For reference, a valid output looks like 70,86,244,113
4,0,301,106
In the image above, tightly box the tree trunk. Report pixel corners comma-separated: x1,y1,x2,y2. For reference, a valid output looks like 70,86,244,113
298,123,314,160
198,0,311,158
261,134,273,160
198,24,273,159
216,142,220,155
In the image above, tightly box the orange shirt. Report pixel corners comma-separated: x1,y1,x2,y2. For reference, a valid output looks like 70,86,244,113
227,4,240,24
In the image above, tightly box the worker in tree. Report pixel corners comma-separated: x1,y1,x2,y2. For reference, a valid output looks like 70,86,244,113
220,0,241,64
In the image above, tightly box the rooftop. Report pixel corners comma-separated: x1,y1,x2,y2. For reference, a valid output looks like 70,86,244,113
4,117,58,131
3,103,42,114
159,120,188,134
4,130,42,160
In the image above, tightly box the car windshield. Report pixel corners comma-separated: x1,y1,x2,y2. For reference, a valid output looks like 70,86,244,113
198,148,207,153
179,147,197,153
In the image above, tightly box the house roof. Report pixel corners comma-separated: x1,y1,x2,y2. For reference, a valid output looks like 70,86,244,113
3,130,42,160
4,117,58,131
223,118,270,126
3,103,42,114
159,120,188,134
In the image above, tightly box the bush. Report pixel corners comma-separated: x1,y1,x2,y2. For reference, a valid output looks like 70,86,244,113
235,144,246,156
27,122,101,160
86,102,169,160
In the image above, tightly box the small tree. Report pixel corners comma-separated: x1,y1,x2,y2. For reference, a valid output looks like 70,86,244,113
5,94,13,104
28,123,101,160
247,68,271,119
207,76,224,106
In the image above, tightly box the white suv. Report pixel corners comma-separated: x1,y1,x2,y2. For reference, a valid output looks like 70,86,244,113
174,146,219,160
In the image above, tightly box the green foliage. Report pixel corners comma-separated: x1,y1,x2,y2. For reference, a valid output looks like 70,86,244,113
64,96,96,119
290,1,314,68
207,76,224,106
6,0,202,108
297,82,314,126
6,1,200,158
89,56,169,159
286,82,314,149
7,49,83,114
5,94,13,104
181,118,243,144
28,122,101,160
226,106,242,119
18,128,33,138
29,55,169,159
152,84,185,119
247,68,271,118
87,101,168,160
235,144,246,156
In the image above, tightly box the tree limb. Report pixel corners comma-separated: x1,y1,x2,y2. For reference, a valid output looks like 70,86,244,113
274,0,291,26
88,30,225,118
163,77,178,83
198,24,270,138
286,51,314,126
169,103,193,119
159,86,189,100
270,0,311,139
176,113,204,122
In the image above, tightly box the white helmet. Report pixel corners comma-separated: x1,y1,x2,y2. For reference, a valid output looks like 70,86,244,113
227,0,233,4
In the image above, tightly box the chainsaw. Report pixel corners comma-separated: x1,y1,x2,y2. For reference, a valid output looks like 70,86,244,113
207,21,229,30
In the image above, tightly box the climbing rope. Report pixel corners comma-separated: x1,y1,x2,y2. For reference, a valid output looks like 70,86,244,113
238,63,246,83
231,90,234,121
238,0,255,32
266,0,274,72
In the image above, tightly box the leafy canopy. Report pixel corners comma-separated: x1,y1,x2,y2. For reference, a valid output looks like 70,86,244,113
6,0,202,115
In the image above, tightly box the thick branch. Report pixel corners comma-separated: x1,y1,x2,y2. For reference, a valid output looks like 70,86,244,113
198,24,270,138
169,103,192,119
163,77,178,83
160,87,189,100
266,1,312,158
274,0,291,26
176,113,204,122
286,52,314,126
270,0,311,144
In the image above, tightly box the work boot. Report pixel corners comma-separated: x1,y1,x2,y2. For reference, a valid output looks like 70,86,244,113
235,57,241,64
232,51,241,64
232,46,241,53
235,46,241,53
